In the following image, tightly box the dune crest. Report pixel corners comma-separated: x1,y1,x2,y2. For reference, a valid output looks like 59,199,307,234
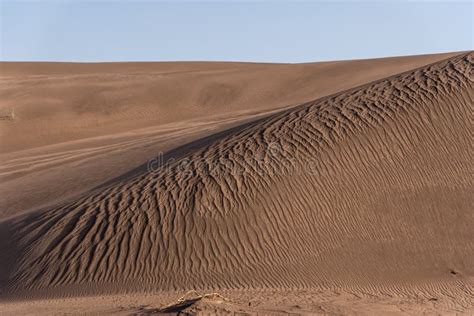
0,53,473,301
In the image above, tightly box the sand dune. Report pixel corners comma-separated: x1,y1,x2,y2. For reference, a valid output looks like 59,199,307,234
0,52,462,220
0,52,461,154
0,52,473,313
1,52,472,296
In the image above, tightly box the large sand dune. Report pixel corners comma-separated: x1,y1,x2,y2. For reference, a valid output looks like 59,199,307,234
0,52,473,314
0,52,462,219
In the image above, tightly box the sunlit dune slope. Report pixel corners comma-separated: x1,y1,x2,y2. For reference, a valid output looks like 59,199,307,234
0,52,472,298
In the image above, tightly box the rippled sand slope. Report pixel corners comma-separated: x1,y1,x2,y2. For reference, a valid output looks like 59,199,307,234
0,53,471,303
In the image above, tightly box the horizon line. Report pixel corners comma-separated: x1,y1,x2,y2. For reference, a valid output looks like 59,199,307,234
1,50,471,65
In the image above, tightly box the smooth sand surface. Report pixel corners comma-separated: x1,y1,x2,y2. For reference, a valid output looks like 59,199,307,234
0,52,472,314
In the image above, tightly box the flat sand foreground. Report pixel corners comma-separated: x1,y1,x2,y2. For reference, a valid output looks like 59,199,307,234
0,52,473,314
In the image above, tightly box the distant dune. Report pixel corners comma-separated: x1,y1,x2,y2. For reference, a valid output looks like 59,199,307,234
0,52,472,314
0,52,462,153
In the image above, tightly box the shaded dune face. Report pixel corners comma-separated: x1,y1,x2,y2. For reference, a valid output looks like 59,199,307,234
1,53,473,295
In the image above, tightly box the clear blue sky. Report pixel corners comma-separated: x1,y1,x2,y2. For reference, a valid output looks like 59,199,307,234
1,1,472,63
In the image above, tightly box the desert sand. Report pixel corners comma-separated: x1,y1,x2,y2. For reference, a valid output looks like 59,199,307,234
0,52,472,314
